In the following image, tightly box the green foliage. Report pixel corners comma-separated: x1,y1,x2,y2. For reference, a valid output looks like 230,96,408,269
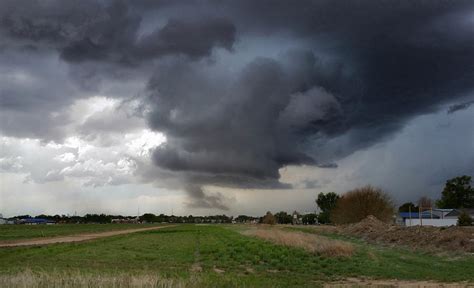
437,175,474,208
316,192,340,223
316,192,340,212
317,211,331,224
139,213,157,223
274,211,292,224
301,213,317,225
398,202,418,212
457,210,473,226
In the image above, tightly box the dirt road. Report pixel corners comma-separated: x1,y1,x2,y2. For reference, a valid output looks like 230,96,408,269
0,225,174,248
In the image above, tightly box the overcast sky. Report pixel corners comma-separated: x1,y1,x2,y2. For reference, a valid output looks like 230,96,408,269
1,0,473,217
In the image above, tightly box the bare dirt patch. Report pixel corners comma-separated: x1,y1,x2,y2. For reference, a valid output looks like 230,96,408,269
326,277,474,287
243,227,354,257
340,216,474,253
0,225,174,248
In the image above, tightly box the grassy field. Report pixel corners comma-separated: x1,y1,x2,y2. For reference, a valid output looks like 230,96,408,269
0,224,473,287
0,223,164,242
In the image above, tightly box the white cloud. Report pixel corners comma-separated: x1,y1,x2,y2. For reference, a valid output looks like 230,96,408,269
53,153,76,163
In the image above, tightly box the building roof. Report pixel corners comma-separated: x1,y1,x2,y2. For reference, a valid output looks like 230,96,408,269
21,218,55,224
399,212,440,219
445,208,474,217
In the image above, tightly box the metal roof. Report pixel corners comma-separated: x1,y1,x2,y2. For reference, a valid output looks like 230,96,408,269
399,212,440,219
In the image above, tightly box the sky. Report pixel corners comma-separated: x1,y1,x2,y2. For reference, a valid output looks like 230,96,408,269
0,0,473,217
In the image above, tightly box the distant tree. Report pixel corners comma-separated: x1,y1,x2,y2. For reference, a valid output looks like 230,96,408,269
274,211,292,224
317,212,331,224
302,213,317,225
331,186,395,224
418,196,433,209
261,211,276,225
437,175,474,209
316,192,340,224
140,213,156,223
398,202,418,213
235,215,256,223
316,192,340,212
457,210,473,226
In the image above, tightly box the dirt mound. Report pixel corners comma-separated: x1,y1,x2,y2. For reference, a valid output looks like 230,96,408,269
343,215,388,235
341,216,474,254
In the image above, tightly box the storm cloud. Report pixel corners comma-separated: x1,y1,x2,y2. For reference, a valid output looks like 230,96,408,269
1,0,474,209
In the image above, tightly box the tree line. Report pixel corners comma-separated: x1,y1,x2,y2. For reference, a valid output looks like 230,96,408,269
314,175,473,226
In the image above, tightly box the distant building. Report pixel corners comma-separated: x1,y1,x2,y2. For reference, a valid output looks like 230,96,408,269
444,209,474,219
20,218,56,225
399,208,474,227
111,218,139,224
292,211,302,225
397,209,456,226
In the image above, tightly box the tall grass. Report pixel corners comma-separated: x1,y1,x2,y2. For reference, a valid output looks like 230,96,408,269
0,270,194,288
243,227,354,257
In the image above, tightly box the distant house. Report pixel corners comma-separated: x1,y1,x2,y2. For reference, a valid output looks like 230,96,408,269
292,211,302,225
398,208,474,227
444,209,474,219
430,209,454,219
397,209,456,226
398,211,439,224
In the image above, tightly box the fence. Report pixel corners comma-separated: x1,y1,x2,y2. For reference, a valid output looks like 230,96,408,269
404,218,457,227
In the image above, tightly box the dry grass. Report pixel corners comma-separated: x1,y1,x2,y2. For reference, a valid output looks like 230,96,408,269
0,270,194,288
243,227,354,257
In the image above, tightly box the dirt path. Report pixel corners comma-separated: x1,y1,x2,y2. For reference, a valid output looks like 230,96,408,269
0,225,175,248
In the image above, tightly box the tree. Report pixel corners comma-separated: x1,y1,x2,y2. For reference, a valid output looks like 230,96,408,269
398,202,418,213
457,210,473,226
274,211,292,224
139,213,157,223
417,196,433,209
437,175,474,208
316,192,340,212
331,185,395,224
316,192,340,224
302,213,317,225
261,211,276,225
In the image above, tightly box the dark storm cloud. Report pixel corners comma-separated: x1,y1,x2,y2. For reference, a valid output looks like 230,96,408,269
448,100,474,114
0,0,235,140
1,0,474,209
143,0,474,208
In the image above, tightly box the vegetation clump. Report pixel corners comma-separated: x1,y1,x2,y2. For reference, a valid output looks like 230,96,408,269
331,186,394,224
261,211,276,225
457,210,473,226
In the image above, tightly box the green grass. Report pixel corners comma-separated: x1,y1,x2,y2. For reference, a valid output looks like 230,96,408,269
0,224,473,287
0,223,163,241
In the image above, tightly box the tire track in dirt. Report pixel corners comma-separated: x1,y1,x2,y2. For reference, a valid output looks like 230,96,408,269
0,225,176,248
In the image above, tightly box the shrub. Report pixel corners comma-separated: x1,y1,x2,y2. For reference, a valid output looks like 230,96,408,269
261,211,276,225
457,210,473,226
331,185,395,224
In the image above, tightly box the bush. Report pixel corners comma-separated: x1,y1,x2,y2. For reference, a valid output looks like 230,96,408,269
261,211,276,225
331,185,395,224
457,210,473,226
